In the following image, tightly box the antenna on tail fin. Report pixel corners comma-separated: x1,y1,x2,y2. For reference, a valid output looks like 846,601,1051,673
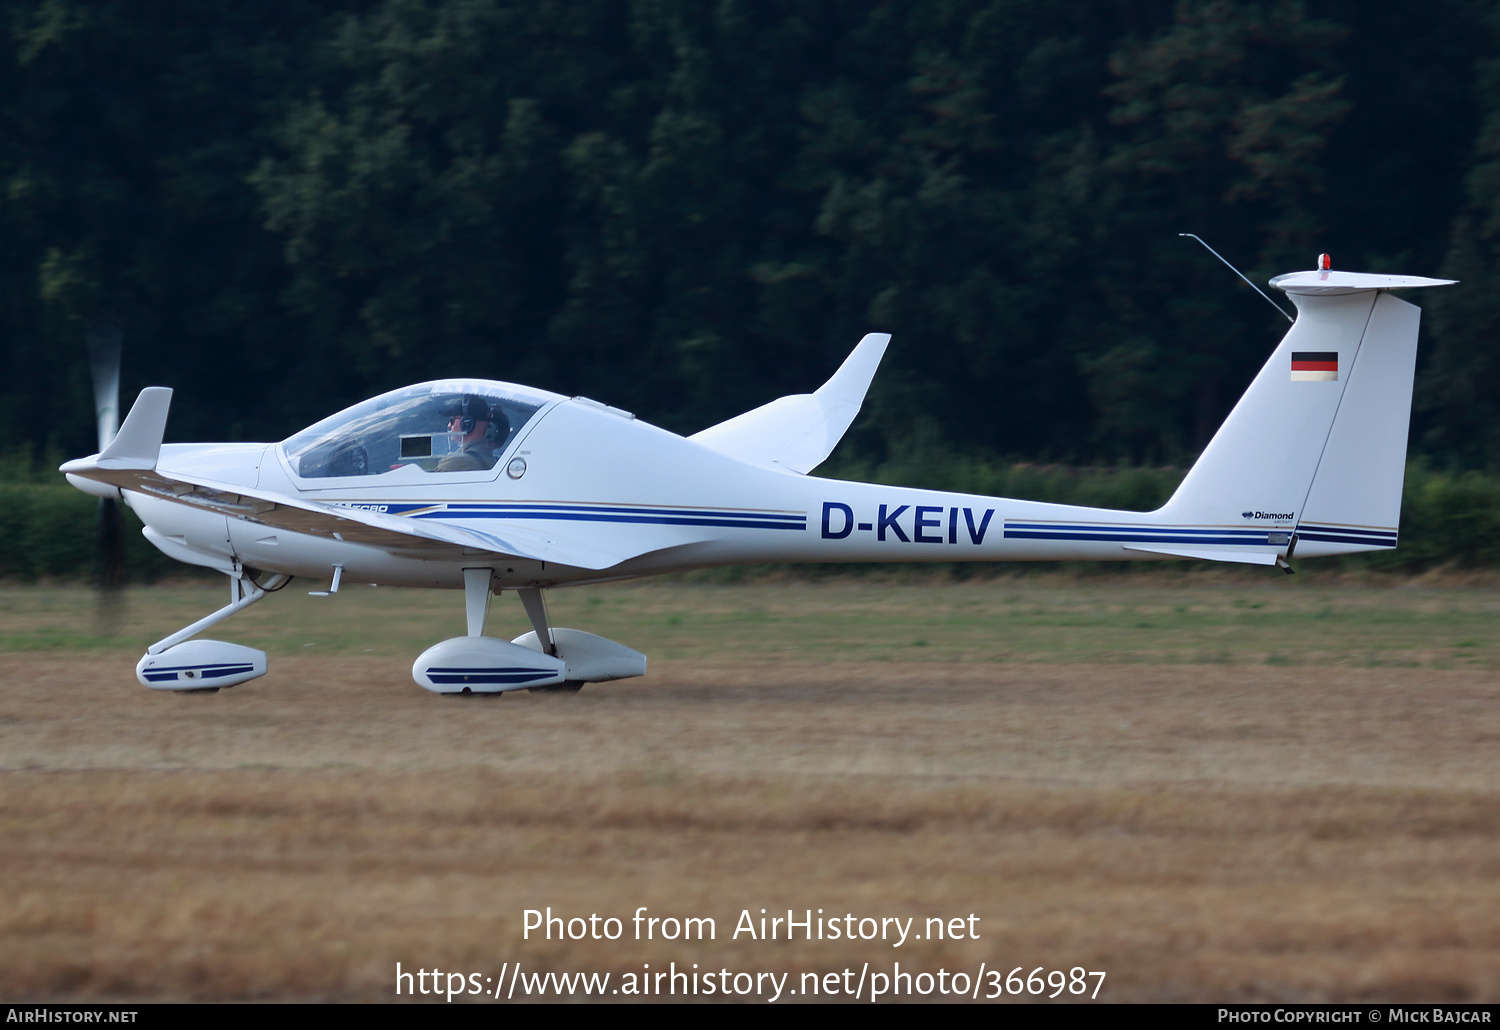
1179,234,1295,322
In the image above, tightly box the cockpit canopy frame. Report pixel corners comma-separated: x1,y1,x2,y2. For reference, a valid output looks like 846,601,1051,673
281,379,563,480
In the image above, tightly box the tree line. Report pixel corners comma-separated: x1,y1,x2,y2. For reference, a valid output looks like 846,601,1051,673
4,0,1499,471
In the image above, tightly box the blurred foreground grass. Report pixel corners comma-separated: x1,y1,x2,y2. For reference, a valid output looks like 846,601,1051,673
4,572,1497,669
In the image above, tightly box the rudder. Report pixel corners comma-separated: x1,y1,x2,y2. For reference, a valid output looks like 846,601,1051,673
1295,292,1420,555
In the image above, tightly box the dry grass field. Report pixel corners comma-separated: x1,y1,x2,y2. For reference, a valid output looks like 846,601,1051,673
0,572,1497,1003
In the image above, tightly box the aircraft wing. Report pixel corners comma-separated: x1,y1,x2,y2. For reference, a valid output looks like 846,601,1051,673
690,333,889,474
68,462,632,570
60,389,630,571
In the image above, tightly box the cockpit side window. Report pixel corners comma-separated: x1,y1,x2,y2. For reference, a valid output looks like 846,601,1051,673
283,383,547,478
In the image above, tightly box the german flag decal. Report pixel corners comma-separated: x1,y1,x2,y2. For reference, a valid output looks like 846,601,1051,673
1291,351,1338,381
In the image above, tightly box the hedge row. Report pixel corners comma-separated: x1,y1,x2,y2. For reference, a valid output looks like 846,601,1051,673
0,485,183,582
1,462,1495,582
1375,464,1500,570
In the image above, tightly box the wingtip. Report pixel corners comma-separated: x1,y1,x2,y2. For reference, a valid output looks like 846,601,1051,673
98,386,173,469
819,332,891,404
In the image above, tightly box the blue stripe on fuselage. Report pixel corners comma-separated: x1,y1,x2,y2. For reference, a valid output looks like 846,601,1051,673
405,502,807,531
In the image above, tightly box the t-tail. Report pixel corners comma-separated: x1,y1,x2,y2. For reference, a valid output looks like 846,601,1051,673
1155,264,1455,564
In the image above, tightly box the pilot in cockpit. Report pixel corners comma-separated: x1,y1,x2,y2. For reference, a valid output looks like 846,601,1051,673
435,395,509,472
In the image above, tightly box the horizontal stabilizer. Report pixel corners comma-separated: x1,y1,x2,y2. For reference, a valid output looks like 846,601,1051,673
1270,271,1456,295
690,333,890,474
1123,545,1279,566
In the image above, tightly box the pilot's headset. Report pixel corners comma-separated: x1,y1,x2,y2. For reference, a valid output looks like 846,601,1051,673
451,395,510,443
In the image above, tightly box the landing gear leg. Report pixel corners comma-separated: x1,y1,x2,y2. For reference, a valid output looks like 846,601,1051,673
135,560,270,691
517,586,554,655
517,587,580,692
148,561,264,654
463,567,494,637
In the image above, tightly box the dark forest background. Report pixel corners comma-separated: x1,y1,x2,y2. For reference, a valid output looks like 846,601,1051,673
6,0,1500,474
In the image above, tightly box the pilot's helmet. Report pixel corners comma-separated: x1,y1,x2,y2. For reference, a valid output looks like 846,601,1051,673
444,394,509,440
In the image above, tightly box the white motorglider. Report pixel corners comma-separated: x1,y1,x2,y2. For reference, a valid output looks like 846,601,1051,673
62,264,1452,695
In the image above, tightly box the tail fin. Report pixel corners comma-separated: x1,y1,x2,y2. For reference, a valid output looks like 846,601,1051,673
1158,270,1453,556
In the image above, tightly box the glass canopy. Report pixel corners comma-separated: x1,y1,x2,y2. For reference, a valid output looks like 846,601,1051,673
281,379,561,478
